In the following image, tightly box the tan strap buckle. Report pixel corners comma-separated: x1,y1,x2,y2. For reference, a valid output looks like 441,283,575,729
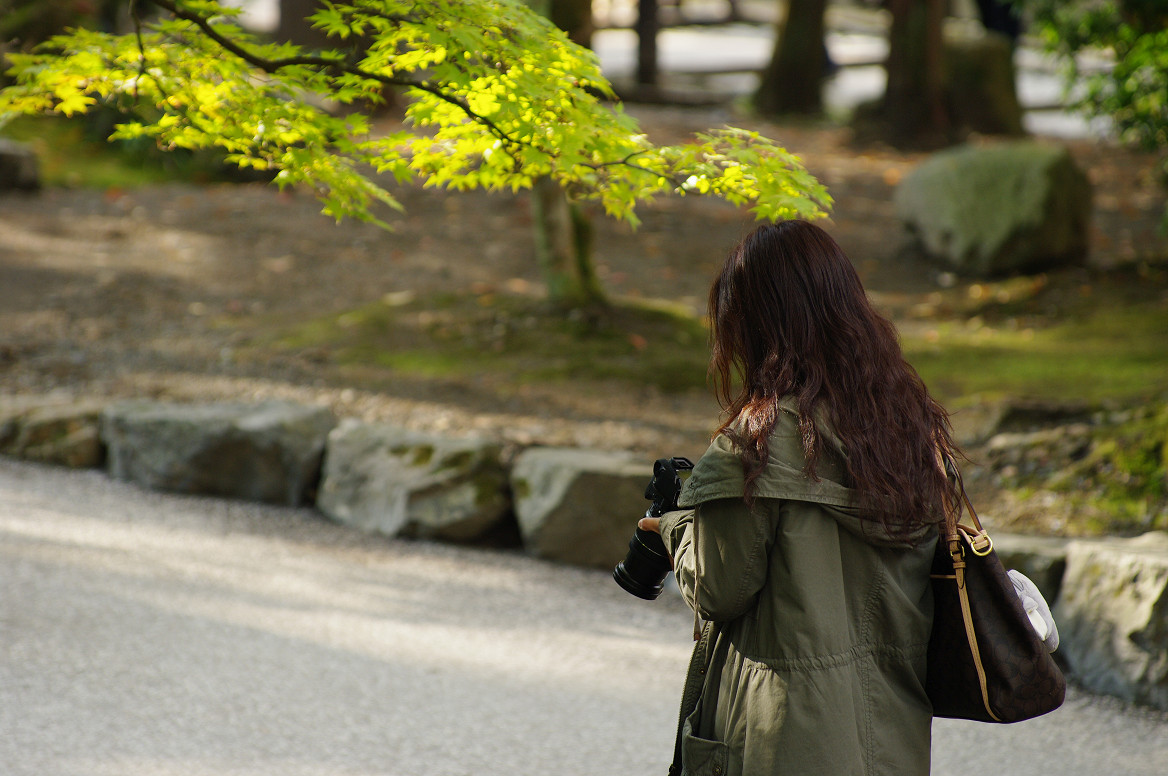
969,532,993,557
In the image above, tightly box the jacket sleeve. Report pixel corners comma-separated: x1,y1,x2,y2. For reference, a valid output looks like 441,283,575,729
658,498,774,622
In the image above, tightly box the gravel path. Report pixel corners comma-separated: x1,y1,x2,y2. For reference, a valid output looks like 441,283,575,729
3,458,1167,776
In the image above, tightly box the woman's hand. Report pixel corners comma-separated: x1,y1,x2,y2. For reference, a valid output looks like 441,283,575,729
638,516,672,569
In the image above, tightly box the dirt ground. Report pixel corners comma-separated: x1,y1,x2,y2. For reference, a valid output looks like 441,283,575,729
1,104,1166,494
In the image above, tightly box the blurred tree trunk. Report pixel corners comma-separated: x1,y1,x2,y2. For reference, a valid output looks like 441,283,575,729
635,0,659,87
531,177,604,308
755,0,828,116
878,0,949,145
550,0,594,47
0,0,126,46
528,0,607,309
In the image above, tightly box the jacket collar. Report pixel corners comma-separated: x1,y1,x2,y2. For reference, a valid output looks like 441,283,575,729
678,398,931,549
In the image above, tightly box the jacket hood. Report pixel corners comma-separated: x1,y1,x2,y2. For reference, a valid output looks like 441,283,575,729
677,397,932,549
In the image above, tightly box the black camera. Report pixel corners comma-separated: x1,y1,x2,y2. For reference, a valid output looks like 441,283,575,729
613,456,694,600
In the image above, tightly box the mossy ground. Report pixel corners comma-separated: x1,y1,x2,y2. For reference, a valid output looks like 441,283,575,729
252,263,1168,538
1029,405,1168,536
259,262,1168,406
896,266,1168,405
260,290,711,395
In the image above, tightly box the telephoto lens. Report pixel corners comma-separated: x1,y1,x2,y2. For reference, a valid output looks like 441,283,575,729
613,456,693,600
613,516,674,600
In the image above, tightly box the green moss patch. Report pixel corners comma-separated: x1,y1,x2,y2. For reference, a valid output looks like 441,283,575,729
1052,405,1168,534
901,270,1168,404
262,290,711,395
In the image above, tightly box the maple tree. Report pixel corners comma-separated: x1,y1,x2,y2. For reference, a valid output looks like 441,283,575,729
0,0,832,305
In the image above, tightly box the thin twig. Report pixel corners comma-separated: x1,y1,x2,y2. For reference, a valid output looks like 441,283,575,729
131,0,174,104
131,0,146,99
578,150,687,189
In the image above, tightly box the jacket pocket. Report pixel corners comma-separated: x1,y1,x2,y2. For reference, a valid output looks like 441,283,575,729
681,731,730,776
681,712,732,776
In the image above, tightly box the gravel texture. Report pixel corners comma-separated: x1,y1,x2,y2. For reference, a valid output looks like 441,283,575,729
3,458,1168,776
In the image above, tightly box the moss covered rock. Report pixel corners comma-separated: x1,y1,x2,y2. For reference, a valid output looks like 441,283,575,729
317,420,512,542
0,396,105,468
1055,532,1168,711
895,142,1091,276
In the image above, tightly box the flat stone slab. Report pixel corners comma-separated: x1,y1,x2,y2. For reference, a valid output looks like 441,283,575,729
992,532,1070,605
101,400,336,506
511,447,651,568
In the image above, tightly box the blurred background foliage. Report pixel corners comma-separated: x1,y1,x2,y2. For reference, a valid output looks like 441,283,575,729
0,0,285,185
1021,0,1168,222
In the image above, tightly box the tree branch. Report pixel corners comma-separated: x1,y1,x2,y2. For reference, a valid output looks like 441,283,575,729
141,0,530,152
578,151,687,189
133,1,694,195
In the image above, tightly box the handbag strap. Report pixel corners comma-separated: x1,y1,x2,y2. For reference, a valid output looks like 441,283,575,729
939,455,992,553
937,455,1002,722
946,530,1002,722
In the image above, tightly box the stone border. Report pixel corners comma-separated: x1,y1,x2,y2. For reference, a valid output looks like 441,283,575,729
3,395,1166,711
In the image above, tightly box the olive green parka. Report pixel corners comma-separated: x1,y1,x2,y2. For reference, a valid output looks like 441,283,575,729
658,399,937,776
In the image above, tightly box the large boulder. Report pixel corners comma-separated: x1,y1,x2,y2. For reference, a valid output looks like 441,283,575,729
1055,532,1168,711
0,139,40,191
895,142,1091,276
316,421,512,542
101,400,336,505
511,447,651,568
992,533,1069,605
0,397,106,468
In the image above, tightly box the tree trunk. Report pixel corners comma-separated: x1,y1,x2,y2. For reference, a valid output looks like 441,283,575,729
523,0,605,310
531,177,606,309
754,0,828,116
549,0,594,48
879,0,949,146
635,0,659,87
277,0,333,50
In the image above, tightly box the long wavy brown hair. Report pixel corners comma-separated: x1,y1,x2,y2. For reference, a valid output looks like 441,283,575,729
708,220,958,539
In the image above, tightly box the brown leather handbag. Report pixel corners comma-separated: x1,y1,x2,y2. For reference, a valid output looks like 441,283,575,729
926,476,1067,723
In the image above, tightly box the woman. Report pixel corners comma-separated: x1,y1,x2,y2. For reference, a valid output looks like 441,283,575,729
641,220,958,776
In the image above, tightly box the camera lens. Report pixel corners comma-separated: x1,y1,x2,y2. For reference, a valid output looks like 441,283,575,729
613,525,673,600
